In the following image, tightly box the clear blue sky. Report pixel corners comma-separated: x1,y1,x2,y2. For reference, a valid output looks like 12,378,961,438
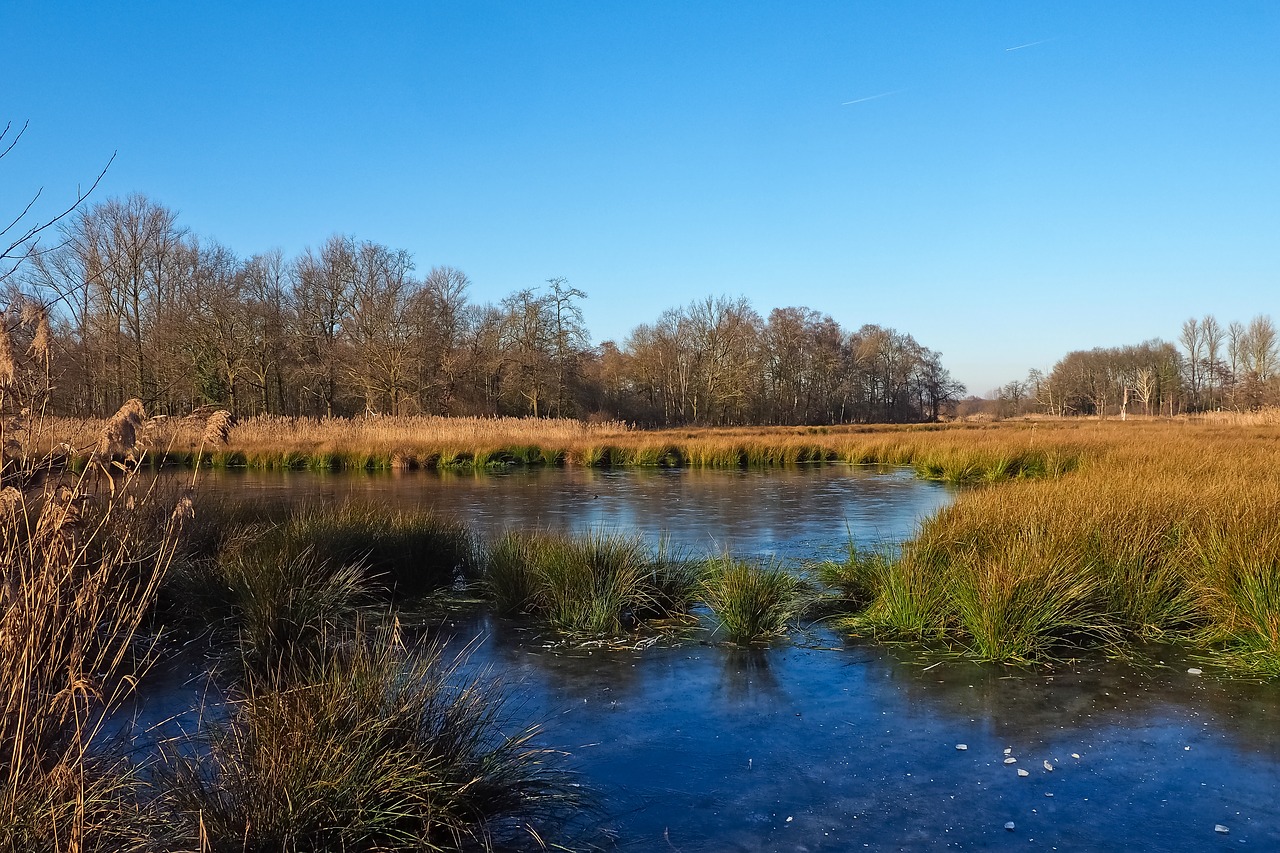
4,1,1278,395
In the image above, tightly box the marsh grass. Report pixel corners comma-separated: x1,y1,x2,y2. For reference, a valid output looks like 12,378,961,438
156,628,581,852
813,540,894,612
642,537,704,617
483,531,699,637
852,549,948,640
233,501,478,598
948,540,1115,663
527,531,653,635
1191,527,1280,677
828,423,1280,670
699,557,807,644
219,551,371,675
0,762,156,853
41,414,1094,480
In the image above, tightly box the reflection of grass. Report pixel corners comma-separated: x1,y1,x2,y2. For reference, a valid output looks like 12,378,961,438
157,628,580,851
700,557,806,645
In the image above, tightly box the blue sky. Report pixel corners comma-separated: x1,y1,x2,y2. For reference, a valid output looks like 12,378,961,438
4,1,1278,395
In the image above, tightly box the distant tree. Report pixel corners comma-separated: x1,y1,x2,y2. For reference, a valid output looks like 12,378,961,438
30,195,187,413
545,277,589,418
500,288,556,417
1179,317,1203,409
241,249,292,415
345,241,417,414
291,236,357,417
1201,314,1224,410
1226,320,1247,408
415,265,472,414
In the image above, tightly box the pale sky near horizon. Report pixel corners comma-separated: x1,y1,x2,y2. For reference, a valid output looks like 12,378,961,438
4,1,1278,396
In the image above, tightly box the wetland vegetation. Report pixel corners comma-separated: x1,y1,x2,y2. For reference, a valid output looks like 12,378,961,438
5,362,1280,849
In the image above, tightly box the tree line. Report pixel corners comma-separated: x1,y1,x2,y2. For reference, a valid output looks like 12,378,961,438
990,314,1280,418
12,194,963,424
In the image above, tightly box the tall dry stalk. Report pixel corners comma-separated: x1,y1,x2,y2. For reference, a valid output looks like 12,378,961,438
0,398,184,848
0,305,230,848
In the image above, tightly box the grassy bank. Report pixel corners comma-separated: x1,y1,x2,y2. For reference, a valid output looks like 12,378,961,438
50,413,1103,483
833,423,1280,672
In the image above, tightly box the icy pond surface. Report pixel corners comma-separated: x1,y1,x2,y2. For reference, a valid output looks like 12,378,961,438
184,465,1279,850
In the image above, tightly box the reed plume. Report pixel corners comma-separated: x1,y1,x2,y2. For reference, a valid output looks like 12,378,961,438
19,302,50,366
0,320,14,388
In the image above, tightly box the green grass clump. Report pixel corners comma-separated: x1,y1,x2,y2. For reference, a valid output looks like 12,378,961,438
532,531,652,635
948,539,1115,663
486,531,540,616
814,542,894,611
156,630,580,852
483,531,696,636
699,558,806,644
220,550,370,674
1193,528,1280,677
241,502,477,598
855,547,948,640
643,538,704,617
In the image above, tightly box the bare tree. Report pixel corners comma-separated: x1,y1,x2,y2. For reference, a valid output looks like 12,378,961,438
1201,314,1224,410
292,236,357,416
500,288,556,417
1227,320,1246,408
1179,317,1202,409
346,241,417,414
29,195,186,412
415,266,472,414
1,121,113,286
241,249,292,415
545,277,589,418
1246,315,1278,382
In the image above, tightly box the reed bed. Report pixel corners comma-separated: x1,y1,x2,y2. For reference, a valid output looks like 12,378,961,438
0,396,204,851
1189,407,1280,426
42,414,1099,481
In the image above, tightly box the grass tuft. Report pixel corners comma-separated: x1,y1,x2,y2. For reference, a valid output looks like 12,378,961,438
699,557,806,644
156,627,582,851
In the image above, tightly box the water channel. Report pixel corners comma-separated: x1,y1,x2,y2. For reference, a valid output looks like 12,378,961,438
187,465,1279,851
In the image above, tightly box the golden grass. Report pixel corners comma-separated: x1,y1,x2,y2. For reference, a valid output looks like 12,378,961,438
841,420,1280,669
36,414,1091,480
1189,407,1280,426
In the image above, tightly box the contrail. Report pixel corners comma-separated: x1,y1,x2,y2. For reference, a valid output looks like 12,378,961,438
841,90,901,106
1006,39,1051,51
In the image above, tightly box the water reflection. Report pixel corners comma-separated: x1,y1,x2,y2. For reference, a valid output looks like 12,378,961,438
718,649,783,706
202,464,953,560
458,635,1280,852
